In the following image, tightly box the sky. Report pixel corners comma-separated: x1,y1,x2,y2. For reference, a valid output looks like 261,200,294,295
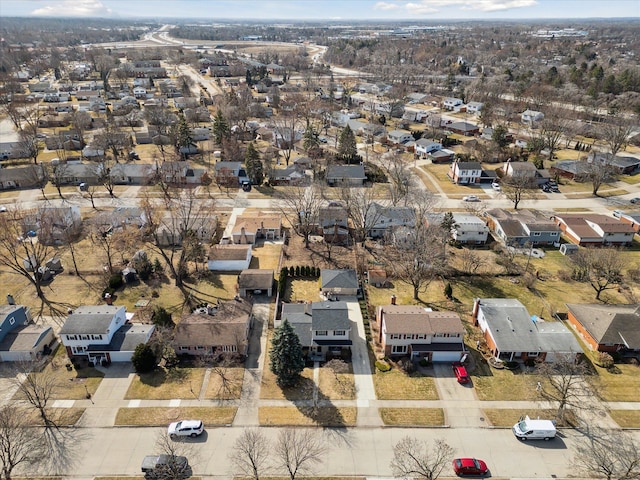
0,0,638,20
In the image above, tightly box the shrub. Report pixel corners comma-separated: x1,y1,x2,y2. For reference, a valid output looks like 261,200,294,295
152,258,163,273
108,273,123,290
280,267,289,279
444,282,453,299
597,352,615,369
504,361,520,370
305,265,311,276
419,358,430,367
295,266,301,277
375,360,391,372
152,306,174,328
288,266,295,277
398,358,416,374
131,343,157,373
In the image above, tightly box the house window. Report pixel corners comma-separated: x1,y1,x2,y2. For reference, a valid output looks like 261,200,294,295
390,334,400,339
196,346,204,350
316,330,328,336
528,351,539,357
403,334,414,340
334,330,346,336
9,317,15,325
435,333,444,337
221,345,237,352
180,346,189,351
66,335,77,341
417,334,426,339
392,345,407,354
533,232,541,236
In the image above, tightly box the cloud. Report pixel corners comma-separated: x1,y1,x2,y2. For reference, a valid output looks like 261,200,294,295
31,0,113,17
374,2,401,11
404,0,537,15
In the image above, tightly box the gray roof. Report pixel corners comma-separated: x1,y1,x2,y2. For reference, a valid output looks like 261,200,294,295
479,298,582,354
281,307,313,346
567,303,640,349
311,301,352,330
326,165,366,180
0,324,52,352
60,305,125,335
238,269,274,290
321,269,358,289
456,161,482,170
87,323,154,353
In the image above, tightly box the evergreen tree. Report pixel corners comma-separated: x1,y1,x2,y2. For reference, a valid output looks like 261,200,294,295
303,122,320,153
172,113,193,159
338,125,358,162
440,212,457,238
245,142,264,185
212,109,230,144
245,69,253,86
131,343,157,373
269,319,305,387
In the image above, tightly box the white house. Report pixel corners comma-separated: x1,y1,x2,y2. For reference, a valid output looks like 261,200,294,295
466,101,484,114
0,305,55,362
448,160,482,184
387,130,413,145
208,244,252,271
60,305,155,363
451,213,490,245
414,138,442,158
443,97,463,111
521,109,545,125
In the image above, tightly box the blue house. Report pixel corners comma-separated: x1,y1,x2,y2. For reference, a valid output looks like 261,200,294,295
0,305,55,361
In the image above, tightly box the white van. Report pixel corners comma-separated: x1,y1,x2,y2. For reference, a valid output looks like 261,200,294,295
512,416,556,441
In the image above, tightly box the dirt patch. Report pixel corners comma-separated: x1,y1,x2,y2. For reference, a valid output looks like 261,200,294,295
282,232,357,271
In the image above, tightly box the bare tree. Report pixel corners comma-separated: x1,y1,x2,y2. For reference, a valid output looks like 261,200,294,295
151,431,196,480
458,249,487,275
17,129,42,164
540,112,569,161
338,187,385,245
571,247,624,300
69,110,92,149
536,355,591,422
501,173,536,210
278,183,323,248
600,116,633,158
0,405,47,480
573,427,640,480
579,158,618,196
382,152,414,206
273,428,325,480
229,428,271,480
91,223,118,275
390,436,455,480
13,363,62,430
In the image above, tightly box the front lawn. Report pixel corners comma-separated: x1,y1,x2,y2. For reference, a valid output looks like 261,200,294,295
125,367,206,400
588,363,640,402
379,408,445,426
373,369,439,400
114,406,236,426
259,406,357,427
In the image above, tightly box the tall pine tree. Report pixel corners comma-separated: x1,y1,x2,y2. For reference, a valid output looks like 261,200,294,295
245,142,264,185
269,319,304,387
338,125,358,163
212,109,230,145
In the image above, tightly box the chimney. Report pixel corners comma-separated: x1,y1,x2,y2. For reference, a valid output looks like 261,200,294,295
6,294,15,306
472,298,480,326
104,292,113,305
391,294,396,305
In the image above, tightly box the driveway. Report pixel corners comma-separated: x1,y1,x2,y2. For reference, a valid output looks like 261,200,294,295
433,362,484,428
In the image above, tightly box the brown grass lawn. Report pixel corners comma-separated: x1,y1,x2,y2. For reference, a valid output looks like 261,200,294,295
482,408,577,427
125,368,206,400
21,346,105,400
609,410,640,428
471,356,547,402
373,369,439,400
24,407,85,427
115,406,236,426
204,367,244,400
588,363,640,402
249,242,282,271
318,365,356,400
261,333,315,400
379,408,445,426
285,278,321,303
259,406,357,427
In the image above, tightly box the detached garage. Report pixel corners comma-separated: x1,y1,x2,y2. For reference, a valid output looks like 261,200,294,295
238,269,274,297
208,245,252,271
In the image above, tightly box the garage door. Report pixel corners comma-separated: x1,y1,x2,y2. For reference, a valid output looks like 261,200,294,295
432,351,462,362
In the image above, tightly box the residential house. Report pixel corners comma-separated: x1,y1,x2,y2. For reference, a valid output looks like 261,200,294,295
466,101,484,114
552,213,635,246
414,138,442,158
318,205,350,245
238,269,274,297
109,163,156,185
320,269,359,298
448,160,482,184
442,97,463,111
273,127,303,149
231,213,282,244
503,160,539,182
269,165,310,186
448,121,480,136
430,149,456,164
0,165,46,190
387,130,413,145
587,153,640,175
0,304,55,362
60,305,155,363
472,298,582,363
173,298,253,358
208,245,252,271
94,207,147,230
326,165,366,187
280,301,353,361
521,109,545,125
53,163,102,185
214,161,248,187
38,114,69,128
0,142,31,160
22,205,82,245
566,303,640,354
376,303,465,361
485,209,561,246
616,212,640,233
549,160,590,180
366,202,416,239
155,214,217,247
367,269,389,287
451,213,490,245
160,161,205,185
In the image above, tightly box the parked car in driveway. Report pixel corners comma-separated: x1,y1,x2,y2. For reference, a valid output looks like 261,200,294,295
491,182,501,191
453,457,489,476
452,362,470,384
631,197,640,204
463,195,479,202
168,420,204,438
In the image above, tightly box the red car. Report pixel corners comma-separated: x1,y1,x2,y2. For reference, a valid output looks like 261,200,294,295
452,457,489,476
452,362,470,384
